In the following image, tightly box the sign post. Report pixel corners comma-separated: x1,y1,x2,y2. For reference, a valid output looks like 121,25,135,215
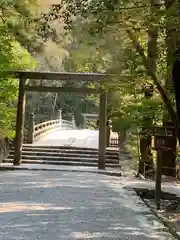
153,127,174,209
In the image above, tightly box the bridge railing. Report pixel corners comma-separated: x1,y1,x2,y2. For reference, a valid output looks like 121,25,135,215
24,113,76,143
110,137,119,148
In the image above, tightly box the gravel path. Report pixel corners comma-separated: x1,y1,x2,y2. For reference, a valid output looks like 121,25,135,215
0,171,175,239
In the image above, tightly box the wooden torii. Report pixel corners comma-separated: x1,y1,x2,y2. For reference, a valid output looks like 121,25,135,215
81,113,98,128
6,70,110,169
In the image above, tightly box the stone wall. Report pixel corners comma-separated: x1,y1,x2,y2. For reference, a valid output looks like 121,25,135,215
0,137,11,163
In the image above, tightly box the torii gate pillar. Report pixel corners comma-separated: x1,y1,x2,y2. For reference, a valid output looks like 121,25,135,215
13,77,26,166
98,91,107,169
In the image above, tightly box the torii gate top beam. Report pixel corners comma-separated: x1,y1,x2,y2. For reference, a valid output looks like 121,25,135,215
4,70,111,81
82,113,98,117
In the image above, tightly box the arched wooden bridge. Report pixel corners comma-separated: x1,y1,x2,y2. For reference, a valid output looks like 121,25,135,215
24,115,99,149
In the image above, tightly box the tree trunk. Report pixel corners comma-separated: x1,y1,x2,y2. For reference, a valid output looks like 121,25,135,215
161,123,177,176
139,98,154,176
159,0,177,177
118,129,127,148
138,0,159,176
139,131,153,176
125,27,180,141
174,0,180,124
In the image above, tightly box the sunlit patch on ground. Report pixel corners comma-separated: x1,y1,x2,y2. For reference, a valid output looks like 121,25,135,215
0,202,72,213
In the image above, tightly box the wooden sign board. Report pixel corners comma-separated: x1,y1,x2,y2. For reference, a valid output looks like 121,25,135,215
152,126,174,151
152,126,174,136
154,136,166,150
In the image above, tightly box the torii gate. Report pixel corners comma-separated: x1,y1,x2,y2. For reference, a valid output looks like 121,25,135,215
6,70,110,169
82,113,98,128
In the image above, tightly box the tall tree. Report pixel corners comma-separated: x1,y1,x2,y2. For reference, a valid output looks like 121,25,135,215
138,0,160,176
0,0,42,137
44,0,180,177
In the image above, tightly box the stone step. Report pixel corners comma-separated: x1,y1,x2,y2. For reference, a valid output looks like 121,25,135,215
7,154,119,164
20,147,119,156
8,144,121,169
12,148,119,157
22,144,98,151
21,144,119,155
9,150,119,160
21,147,118,154
3,159,121,168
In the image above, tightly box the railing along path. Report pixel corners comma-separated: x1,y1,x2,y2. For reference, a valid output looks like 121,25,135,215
23,114,76,144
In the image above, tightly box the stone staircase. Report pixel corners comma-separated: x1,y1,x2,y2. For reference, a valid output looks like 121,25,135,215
3,144,121,169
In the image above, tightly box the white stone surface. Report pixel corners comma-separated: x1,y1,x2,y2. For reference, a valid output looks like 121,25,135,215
34,129,99,148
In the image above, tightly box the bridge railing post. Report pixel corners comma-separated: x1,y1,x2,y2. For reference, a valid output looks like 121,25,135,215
28,113,35,144
72,115,76,128
58,109,62,129
83,115,86,129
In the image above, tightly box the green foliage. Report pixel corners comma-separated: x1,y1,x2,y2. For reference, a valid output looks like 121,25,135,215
0,0,38,138
56,0,170,133
86,120,97,130
0,0,43,53
0,0,175,141
0,45,37,138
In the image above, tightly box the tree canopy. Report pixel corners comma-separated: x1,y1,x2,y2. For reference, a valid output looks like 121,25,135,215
1,0,180,176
